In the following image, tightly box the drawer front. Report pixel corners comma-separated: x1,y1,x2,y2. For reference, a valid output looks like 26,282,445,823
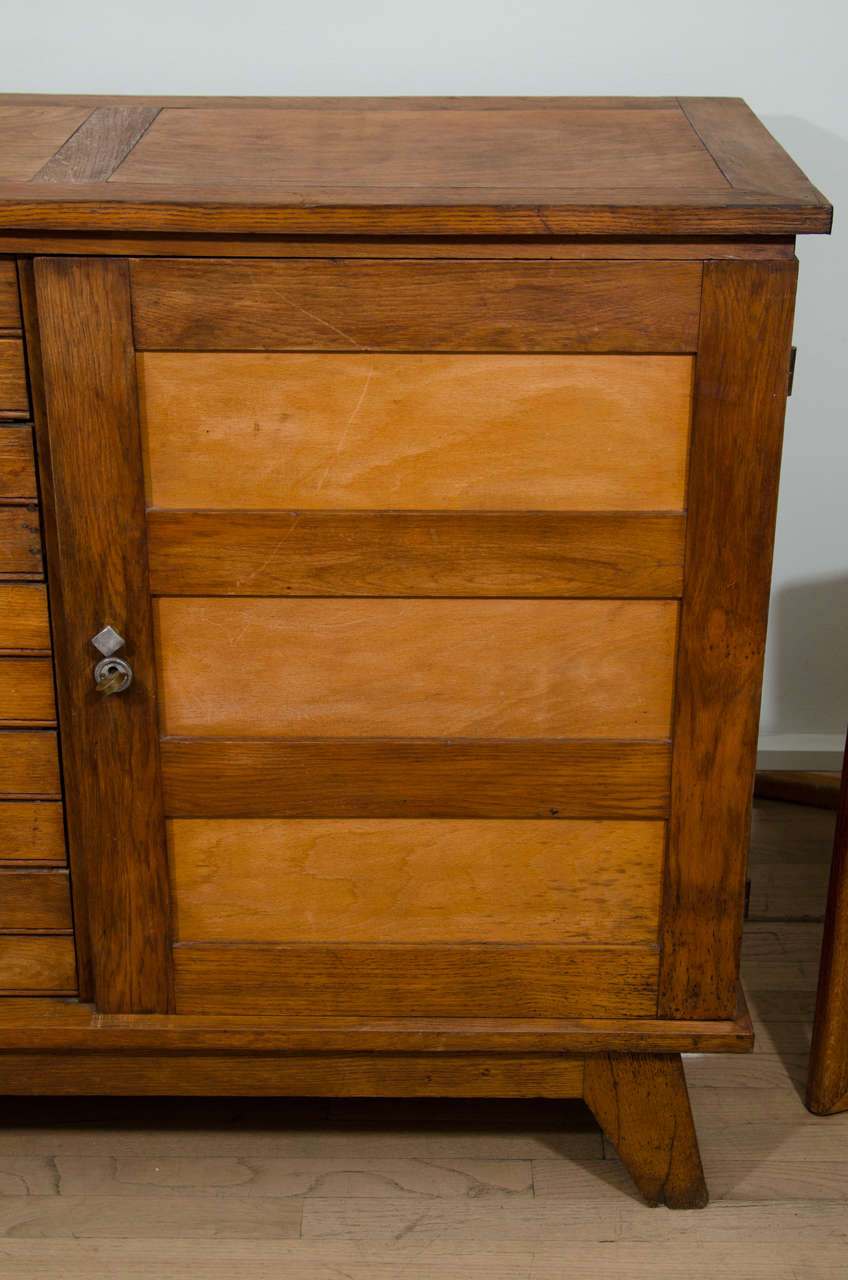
0,584,51,650
0,506,42,576
0,868,72,930
0,936,76,994
0,261,21,329
0,427,36,499
0,340,29,418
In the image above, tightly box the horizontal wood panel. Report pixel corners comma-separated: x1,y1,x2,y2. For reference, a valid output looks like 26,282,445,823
169,818,665,944
130,259,702,353
174,943,660,1017
0,261,21,327
161,738,671,819
0,657,55,723
0,583,50,649
139,353,693,511
0,731,61,795
0,868,72,929
0,801,65,862
0,426,36,498
155,599,677,739
0,935,76,992
0,506,42,576
147,511,687,598
0,1051,584,1097
0,339,28,415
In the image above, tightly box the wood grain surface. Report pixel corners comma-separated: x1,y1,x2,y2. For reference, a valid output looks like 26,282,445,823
146,511,687,599
0,1052,584,1097
0,934,76,992
168,818,665,944
583,1053,708,1208
34,106,160,182
130,259,702,353
0,426,37,498
0,867,72,930
138,353,692,511
33,256,173,1013
659,259,798,1019
173,944,660,1018
154,598,678,739
0,505,42,575
0,801,66,862
0,339,29,415
0,260,21,327
0,583,50,650
0,730,60,795
161,738,672,820
0,656,55,722
0,105,89,181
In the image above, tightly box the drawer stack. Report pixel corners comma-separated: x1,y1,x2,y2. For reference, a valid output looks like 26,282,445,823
0,258,76,996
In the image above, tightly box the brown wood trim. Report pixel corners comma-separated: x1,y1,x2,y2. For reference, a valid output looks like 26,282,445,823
0,936,76,993
0,262,21,328
173,943,660,1018
0,505,42,576
0,730,60,795
0,426,37,499
161,738,671,819
0,234,799,261
0,192,832,238
147,511,687,599
32,106,160,183
0,868,72,930
0,339,29,415
130,258,703,353
678,98,832,220
0,986,755,1054
32,256,173,1014
807,741,848,1114
0,655,55,723
658,259,798,1019
755,769,841,810
0,1051,585,1097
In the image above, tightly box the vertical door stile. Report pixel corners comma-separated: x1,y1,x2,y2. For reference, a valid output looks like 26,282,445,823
29,256,173,1014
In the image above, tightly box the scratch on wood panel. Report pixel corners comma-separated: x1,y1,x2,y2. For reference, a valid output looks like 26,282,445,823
314,363,375,495
268,285,365,350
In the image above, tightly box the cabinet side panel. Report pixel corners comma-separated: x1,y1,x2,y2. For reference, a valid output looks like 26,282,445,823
30,256,173,1013
659,258,797,1018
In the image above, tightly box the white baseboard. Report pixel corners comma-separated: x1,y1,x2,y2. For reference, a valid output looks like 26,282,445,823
756,734,846,772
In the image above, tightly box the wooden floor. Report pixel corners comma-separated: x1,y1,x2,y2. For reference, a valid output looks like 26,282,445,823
1,797,846,1278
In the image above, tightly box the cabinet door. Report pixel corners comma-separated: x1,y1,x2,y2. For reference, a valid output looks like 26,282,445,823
29,255,794,1019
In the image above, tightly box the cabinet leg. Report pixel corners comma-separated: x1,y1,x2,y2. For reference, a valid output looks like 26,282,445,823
583,1052,708,1209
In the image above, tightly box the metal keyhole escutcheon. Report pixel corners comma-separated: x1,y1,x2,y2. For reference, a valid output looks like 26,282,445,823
91,625,133,695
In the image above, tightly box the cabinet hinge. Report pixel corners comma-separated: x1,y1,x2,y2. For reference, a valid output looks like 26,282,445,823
787,346,797,396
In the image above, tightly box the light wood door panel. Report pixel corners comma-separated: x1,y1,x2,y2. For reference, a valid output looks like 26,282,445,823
138,353,692,511
169,817,665,944
154,598,678,739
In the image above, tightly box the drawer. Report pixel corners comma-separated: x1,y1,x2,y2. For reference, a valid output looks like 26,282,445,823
0,730,61,795
0,936,76,994
0,657,56,723
0,340,29,417
0,506,42,576
0,584,51,649
0,261,21,329
154,598,678,739
0,868,72,930
139,352,693,512
0,802,66,863
0,426,37,499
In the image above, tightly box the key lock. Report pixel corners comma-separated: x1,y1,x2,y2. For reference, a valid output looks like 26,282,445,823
91,625,133,695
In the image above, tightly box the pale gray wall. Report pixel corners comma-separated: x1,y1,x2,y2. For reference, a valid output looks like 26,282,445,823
3,0,845,763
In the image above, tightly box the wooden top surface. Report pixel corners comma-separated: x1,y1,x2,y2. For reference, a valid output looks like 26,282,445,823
0,96,831,237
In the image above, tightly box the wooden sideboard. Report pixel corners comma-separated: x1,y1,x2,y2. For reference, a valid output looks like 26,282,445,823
0,95,831,1208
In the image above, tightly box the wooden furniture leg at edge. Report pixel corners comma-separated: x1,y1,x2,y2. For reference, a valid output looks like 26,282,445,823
583,1052,709,1209
807,733,848,1114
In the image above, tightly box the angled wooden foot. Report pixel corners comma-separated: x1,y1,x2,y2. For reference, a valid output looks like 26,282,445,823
583,1052,708,1209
